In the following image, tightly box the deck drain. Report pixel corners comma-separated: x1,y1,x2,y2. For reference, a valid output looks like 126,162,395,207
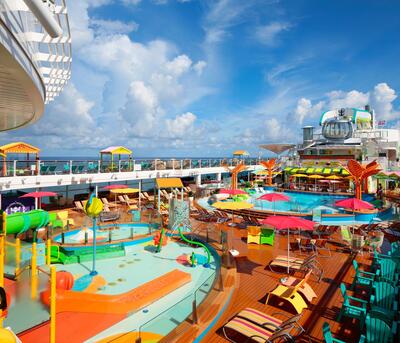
108,282,117,286
117,278,126,282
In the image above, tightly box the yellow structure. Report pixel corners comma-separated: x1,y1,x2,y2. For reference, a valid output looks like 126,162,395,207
100,146,132,170
50,266,56,343
0,212,5,327
31,242,37,299
155,178,184,212
233,150,249,157
0,142,40,176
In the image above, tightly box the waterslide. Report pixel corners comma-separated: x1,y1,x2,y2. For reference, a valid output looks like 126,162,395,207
177,225,211,267
3,210,50,235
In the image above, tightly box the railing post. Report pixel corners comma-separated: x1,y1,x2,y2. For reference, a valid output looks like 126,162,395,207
69,160,73,174
118,160,121,173
189,159,192,169
192,298,198,324
154,159,157,171
180,160,183,170
50,265,56,343
98,160,101,173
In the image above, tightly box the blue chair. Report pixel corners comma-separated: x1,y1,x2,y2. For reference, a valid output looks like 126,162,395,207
351,260,376,294
338,283,367,329
322,322,346,343
359,314,396,343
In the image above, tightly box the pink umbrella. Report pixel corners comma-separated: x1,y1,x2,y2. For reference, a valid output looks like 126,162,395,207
257,193,290,213
261,215,316,273
219,189,247,195
20,191,58,209
334,198,374,211
102,184,128,190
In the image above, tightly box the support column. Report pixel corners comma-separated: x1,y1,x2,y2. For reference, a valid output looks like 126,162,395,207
216,173,222,182
195,174,201,187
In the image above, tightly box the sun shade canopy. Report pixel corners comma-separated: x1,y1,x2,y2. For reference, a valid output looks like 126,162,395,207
100,146,132,155
156,178,184,189
212,201,254,210
233,150,250,156
0,142,40,155
110,188,140,194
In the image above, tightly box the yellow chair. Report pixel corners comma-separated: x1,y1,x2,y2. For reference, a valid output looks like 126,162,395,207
57,210,75,228
266,276,309,314
247,226,261,244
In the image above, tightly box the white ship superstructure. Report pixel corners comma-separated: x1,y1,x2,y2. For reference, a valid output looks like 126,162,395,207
0,0,71,131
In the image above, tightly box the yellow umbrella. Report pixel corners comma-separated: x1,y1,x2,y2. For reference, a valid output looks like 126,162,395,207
291,174,308,177
212,201,254,210
110,188,140,194
307,174,324,179
326,175,342,180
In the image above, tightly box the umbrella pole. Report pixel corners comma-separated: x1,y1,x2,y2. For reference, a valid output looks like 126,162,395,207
287,228,290,274
90,217,98,276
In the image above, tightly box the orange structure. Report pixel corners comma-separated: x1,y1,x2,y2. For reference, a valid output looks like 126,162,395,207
344,160,380,199
222,162,247,190
260,159,277,186
0,142,40,176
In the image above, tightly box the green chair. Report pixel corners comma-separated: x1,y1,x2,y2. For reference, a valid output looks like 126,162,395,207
260,227,275,245
351,260,376,293
40,165,49,174
322,322,346,343
370,281,398,324
48,165,57,174
376,259,399,285
338,283,367,329
359,314,396,343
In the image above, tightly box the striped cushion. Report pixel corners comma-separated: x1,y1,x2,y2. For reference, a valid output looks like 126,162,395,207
225,317,272,343
238,308,282,328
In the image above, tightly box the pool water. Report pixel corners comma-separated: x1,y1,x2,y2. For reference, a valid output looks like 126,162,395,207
53,223,154,244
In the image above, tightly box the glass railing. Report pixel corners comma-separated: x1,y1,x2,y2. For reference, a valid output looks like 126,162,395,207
0,158,260,177
136,269,218,342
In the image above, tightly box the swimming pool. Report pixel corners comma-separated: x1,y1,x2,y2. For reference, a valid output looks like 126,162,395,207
199,189,398,224
53,223,157,244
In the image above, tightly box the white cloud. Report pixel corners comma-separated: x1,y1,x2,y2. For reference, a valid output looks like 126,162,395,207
326,89,369,109
294,97,324,124
194,61,207,75
165,55,192,76
90,18,139,35
165,112,197,138
370,83,398,121
122,0,142,5
255,22,291,46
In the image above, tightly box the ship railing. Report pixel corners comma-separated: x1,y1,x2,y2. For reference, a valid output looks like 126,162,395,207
0,158,261,177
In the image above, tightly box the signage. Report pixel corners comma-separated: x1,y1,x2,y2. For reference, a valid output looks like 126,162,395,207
1,196,35,214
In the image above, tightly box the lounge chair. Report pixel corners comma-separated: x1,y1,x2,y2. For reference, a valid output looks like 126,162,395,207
247,226,261,244
101,198,118,208
56,210,75,228
223,316,294,343
123,195,137,205
266,276,309,314
118,195,127,204
279,270,317,303
269,254,322,281
314,239,331,257
143,192,155,202
338,283,367,329
73,201,85,212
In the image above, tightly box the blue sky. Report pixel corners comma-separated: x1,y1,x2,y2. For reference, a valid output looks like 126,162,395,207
4,0,400,157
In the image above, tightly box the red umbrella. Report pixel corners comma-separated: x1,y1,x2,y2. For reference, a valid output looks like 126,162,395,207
261,215,316,273
257,193,290,202
20,191,58,198
219,189,247,195
334,198,374,211
20,191,58,210
102,184,129,190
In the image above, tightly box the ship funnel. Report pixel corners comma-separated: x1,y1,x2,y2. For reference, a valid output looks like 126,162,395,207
302,126,314,147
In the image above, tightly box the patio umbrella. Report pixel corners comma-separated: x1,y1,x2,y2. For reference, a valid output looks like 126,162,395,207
20,191,58,209
110,188,140,205
261,216,316,273
326,175,342,180
308,174,324,189
291,174,308,188
257,193,290,213
102,184,128,190
334,198,374,211
219,189,247,195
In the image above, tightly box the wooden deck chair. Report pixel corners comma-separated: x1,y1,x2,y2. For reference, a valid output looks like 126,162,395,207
369,281,398,324
73,201,84,212
143,192,154,201
101,198,117,208
118,195,127,204
266,276,309,314
359,314,396,343
223,316,293,343
123,195,137,205
338,283,367,329
279,270,317,303
322,322,346,343
314,239,331,257
340,226,352,246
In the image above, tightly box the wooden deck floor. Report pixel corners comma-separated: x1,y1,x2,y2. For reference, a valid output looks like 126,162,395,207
197,223,372,343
